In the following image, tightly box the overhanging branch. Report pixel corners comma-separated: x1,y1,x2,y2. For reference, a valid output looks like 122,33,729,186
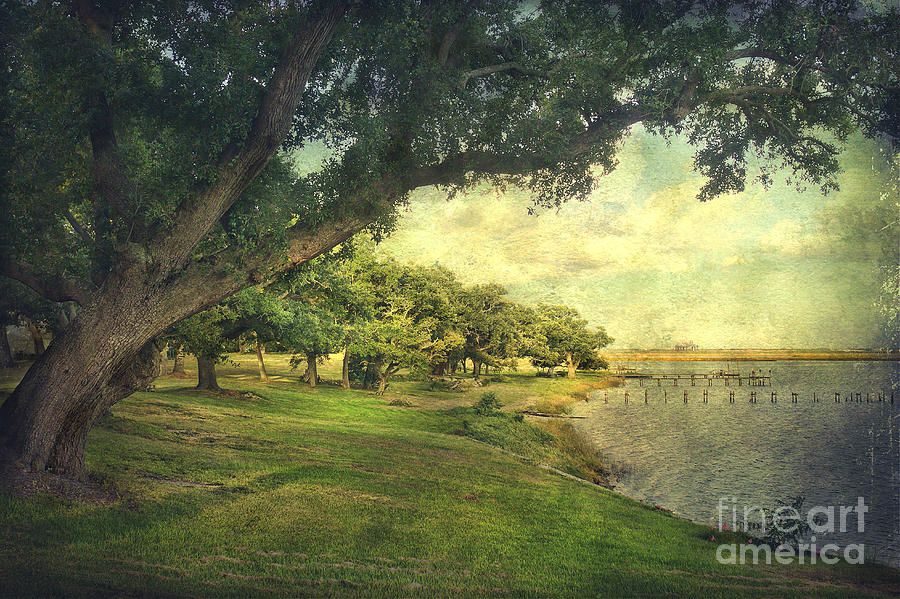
152,3,347,271
0,255,94,305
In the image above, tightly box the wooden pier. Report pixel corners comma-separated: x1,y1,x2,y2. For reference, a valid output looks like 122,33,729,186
622,372,771,386
596,390,894,405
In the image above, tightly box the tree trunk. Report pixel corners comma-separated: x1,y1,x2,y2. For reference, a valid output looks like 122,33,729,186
341,346,350,390
254,338,269,382
20,316,45,355
158,342,169,377
461,359,467,373
362,361,376,390
0,332,160,477
172,346,186,375
0,326,14,369
566,351,577,379
196,356,220,391
303,351,318,388
473,360,481,378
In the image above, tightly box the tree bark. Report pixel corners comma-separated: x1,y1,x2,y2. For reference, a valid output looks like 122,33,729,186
303,352,318,388
0,326,14,368
0,330,160,477
362,362,376,390
341,346,350,390
20,316,45,355
254,338,269,382
158,342,169,377
566,351,577,379
196,355,220,391
172,346,186,375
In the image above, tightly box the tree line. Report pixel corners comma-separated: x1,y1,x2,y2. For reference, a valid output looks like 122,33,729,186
163,240,612,395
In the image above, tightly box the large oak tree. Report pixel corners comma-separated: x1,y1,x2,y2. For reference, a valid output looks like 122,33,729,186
0,0,896,477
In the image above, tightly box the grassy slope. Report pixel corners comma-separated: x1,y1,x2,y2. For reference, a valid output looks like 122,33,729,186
0,354,897,598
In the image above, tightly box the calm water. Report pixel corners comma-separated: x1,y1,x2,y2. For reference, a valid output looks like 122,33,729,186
574,360,900,566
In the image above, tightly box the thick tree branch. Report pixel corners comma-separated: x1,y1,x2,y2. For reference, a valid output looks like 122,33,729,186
0,255,93,305
64,210,94,246
152,3,346,271
458,52,589,89
72,1,141,235
459,61,544,88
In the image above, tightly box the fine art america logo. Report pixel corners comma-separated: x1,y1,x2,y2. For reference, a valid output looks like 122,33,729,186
714,497,868,565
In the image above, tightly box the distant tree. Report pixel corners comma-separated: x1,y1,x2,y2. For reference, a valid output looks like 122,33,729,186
457,284,521,378
525,305,612,378
346,257,440,395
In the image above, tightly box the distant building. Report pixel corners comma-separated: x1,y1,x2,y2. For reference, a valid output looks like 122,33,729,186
674,341,698,351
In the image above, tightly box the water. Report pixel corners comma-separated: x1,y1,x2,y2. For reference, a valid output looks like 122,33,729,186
574,360,900,566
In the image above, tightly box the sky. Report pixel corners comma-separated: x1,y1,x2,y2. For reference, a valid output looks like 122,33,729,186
376,127,898,349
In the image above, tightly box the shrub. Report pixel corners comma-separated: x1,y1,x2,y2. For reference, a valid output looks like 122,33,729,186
474,392,502,415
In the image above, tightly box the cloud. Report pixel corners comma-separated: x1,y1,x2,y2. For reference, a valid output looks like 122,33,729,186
756,219,826,256
379,128,893,348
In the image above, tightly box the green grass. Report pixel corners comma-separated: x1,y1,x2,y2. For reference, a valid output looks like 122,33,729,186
1,354,897,598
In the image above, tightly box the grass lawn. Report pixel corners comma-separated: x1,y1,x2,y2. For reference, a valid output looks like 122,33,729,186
1,354,897,598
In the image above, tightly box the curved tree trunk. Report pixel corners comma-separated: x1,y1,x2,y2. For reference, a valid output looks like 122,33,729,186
196,356,220,391
0,328,161,476
0,326,13,369
341,346,350,390
172,346,186,375
254,338,269,382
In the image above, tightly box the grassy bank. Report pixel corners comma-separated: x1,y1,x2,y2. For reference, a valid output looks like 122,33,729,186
1,354,898,598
